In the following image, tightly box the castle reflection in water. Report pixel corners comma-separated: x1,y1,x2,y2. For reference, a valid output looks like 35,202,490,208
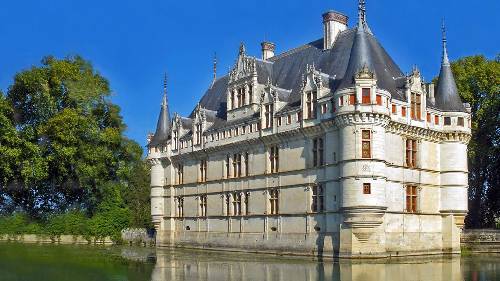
146,249,473,281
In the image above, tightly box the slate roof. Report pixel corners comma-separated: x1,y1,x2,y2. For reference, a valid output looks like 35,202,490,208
150,92,170,146
195,23,407,119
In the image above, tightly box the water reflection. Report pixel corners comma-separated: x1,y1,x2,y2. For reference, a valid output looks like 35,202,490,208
144,248,472,281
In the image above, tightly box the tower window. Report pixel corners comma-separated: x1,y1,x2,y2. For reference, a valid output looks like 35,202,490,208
392,104,397,114
349,94,356,105
312,185,324,212
376,94,382,106
313,137,324,167
427,113,431,123
362,88,371,104
444,117,451,126
435,115,440,125
402,107,407,117
361,130,371,159
457,117,464,127
406,185,418,213
363,183,371,194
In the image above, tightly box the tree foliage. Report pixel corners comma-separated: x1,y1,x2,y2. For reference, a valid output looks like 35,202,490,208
0,56,151,232
449,55,500,228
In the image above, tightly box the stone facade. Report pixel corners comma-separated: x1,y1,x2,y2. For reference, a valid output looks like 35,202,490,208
147,2,471,258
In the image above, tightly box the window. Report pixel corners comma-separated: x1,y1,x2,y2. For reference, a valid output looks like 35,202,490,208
435,115,440,125
173,131,178,150
312,185,324,212
331,99,336,113
297,111,302,122
287,114,292,124
321,103,327,114
457,117,464,127
410,93,422,120
313,137,324,167
392,104,397,114
269,145,279,173
195,123,202,145
200,159,207,182
200,195,207,217
406,186,418,213
230,90,235,110
362,88,371,104
406,139,418,168
245,152,249,176
176,196,184,217
305,91,317,119
225,155,231,178
363,183,371,194
233,193,242,216
176,164,184,185
244,192,250,215
402,107,407,117
269,189,279,215
444,117,451,126
276,116,282,126
376,94,382,106
225,194,231,216
361,130,371,159
264,104,273,128
349,94,356,105
427,113,431,123
339,97,344,106
233,153,242,178
237,88,243,108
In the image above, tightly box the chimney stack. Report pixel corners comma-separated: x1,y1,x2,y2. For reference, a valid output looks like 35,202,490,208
323,11,348,50
261,41,276,60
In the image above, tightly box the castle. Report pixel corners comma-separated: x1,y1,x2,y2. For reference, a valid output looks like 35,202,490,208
147,1,471,258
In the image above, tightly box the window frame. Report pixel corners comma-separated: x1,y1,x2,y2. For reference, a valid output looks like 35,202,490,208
405,185,418,213
361,130,372,159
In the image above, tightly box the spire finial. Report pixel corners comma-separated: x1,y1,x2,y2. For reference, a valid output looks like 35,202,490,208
441,18,450,65
358,0,367,26
162,73,168,107
239,42,246,55
213,52,217,82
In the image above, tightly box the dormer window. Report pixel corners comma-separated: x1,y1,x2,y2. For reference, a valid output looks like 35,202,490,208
195,124,202,145
230,90,235,110
305,91,317,119
173,131,178,150
410,93,422,120
264,104,273,129
362,88,370,104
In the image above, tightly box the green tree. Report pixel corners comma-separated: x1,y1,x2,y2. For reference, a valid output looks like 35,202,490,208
2,56,148,223
448,55,500,227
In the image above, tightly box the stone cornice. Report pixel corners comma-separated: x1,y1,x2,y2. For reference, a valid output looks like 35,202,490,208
387,121,471,144
334,112,391,128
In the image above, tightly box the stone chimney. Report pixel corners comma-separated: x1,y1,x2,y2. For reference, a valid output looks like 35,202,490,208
323,11,348,50
261,41,276,60
426,83,435,105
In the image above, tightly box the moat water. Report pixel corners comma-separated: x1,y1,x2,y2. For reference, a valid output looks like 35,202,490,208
0,243,499,281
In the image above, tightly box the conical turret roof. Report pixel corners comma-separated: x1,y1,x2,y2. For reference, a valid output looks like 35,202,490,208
435,23,465,112
150,75,171,146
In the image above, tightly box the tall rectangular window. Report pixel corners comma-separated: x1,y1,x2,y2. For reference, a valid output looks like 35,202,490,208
376,94,382,105
244,192,250,215
392,104,397,114
287,114,292,124
363,183,371,194
312,185,324,212
230,90,235,110
195,124,202,145
435,115,440,125
402,107,407,117
225,194,231,216
313,137,324,167
406,186,418,213
362,88,371,104
457,117,464,127
444,117,451,126
176,164,184,185
427,113,431,122
176,196,184,217
200,195,207,217
349,94,356,105
199,159,207,182
269,189,279,215
226,155,231,178
406,139,417,168
305,91,317,119
269,145,279,173
233,153,242,178
233,193,242,216
245,152,249,176
264,104,273,128
410,93,422,120
361,130,371,159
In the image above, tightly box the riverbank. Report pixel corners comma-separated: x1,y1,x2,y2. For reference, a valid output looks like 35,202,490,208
0,234,113,245
461,229,500,253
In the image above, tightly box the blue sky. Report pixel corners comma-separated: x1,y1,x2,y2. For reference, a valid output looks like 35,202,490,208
0,0,498,151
